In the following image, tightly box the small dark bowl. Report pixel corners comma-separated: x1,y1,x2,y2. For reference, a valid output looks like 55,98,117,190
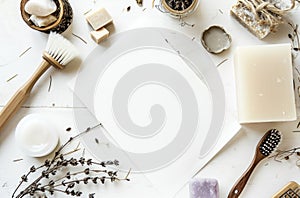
20,0,73,33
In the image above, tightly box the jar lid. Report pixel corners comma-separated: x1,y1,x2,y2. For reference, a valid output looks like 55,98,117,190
15,114,59,157
161,0,199,17
201,25,232,54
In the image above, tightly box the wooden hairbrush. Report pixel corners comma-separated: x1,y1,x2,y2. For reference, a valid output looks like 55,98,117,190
228,129,281,198
0,32,77,131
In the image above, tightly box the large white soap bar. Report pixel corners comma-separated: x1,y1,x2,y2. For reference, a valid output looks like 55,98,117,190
234,44,296,123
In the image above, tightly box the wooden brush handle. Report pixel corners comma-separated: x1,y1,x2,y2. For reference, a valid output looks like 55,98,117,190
228,156,262,198
0,60,51,130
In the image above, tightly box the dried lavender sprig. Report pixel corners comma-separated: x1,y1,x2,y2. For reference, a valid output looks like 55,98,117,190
25,164,128,197
34,174,120,197
13,144,82,197
12,164,47,198
41,159,120,188
12,130,89,197
39,170,123,192
14,159,121,198
12,123,129,198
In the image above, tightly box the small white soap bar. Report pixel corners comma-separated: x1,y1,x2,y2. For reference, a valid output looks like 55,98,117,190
25,0,57,17
30,14,57,27
15,114,59,157
85,7,113,30
234,44,296,123
90,27,109,44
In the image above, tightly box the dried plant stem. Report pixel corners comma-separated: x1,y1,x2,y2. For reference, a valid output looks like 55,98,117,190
19,47,32,58
13,159,23,163
0,47,31,67
48,75,52,92
72,33,87,44
217,59,228,67
6,74,18,82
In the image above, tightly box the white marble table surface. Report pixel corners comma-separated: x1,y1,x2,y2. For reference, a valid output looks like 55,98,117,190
0,0,300,197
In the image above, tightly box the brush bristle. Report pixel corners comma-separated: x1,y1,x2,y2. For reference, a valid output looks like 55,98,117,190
259,129,281,156
45,32,78,66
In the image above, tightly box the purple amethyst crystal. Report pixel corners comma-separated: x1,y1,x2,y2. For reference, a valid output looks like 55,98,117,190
189,178,219,198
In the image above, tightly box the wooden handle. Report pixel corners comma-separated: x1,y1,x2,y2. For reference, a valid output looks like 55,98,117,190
227,156,262,198
0,60,50,130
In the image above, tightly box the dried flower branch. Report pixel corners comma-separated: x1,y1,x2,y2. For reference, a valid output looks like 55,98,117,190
288,22,300,106
268,119,300,167
269,147,300,166
288,22,300,59
12,123,130,198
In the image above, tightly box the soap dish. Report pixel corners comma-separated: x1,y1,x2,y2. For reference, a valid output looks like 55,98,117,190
20,0,73,33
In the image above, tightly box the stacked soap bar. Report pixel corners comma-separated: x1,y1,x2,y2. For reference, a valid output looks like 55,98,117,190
189,178,219,198
90,28,110,44
85,7,113,44
234,44,296,123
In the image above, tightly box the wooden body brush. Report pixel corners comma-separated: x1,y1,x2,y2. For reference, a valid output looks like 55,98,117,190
228,129,281,198
0,32,77,130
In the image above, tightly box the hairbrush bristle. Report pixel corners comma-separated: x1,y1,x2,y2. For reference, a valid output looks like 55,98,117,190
259,129,281,156
45,32,78,66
